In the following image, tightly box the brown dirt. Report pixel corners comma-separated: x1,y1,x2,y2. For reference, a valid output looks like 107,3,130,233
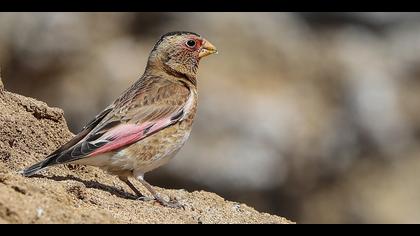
0,76,292,224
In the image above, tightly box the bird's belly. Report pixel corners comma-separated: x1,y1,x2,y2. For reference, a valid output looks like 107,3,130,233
112,124,192,174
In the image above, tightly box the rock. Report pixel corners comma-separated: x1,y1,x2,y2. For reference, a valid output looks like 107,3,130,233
0,88,293,224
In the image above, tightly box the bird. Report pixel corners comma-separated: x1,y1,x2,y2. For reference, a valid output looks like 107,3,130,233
21,31,218,208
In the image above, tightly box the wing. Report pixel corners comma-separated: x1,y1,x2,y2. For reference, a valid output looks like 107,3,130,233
51,78,191,164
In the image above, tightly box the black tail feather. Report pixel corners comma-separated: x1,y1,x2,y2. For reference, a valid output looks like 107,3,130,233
21,154,57,177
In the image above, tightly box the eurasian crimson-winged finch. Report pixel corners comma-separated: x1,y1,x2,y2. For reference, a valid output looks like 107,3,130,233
22,31,218,208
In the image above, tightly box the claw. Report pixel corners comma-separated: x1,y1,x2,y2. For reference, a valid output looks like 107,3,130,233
136,196,155,202
155,195,184,209
136,194,184,208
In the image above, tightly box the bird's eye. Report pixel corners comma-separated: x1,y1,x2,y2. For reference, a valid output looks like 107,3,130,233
186,40,196,48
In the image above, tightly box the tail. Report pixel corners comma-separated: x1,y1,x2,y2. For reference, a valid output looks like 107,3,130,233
21,154,58,177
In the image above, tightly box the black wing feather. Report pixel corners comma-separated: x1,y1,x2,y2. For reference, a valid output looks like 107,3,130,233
21,107,114,176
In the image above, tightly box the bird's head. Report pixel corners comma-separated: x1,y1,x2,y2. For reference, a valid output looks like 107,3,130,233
147,31,218,80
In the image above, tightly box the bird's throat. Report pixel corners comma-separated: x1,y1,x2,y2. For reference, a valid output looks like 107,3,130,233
162,65,197,87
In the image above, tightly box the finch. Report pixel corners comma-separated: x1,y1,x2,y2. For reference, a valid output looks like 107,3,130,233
22,31,218,208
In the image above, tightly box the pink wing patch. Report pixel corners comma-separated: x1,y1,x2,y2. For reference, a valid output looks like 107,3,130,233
88,118,172,157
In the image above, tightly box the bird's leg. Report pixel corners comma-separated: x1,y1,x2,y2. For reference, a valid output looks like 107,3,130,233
118,176,153,201
136,176,183,209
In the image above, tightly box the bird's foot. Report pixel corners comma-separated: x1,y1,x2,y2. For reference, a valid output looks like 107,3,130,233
136,196,155,202
137,194,184,209
154,195,184,209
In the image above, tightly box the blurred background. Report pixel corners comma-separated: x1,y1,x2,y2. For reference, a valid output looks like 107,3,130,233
1,12,420,223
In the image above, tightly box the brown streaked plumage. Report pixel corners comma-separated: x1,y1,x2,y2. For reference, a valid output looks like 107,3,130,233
22,31,217,208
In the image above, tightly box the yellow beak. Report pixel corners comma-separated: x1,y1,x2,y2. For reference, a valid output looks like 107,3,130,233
199,40,218,58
